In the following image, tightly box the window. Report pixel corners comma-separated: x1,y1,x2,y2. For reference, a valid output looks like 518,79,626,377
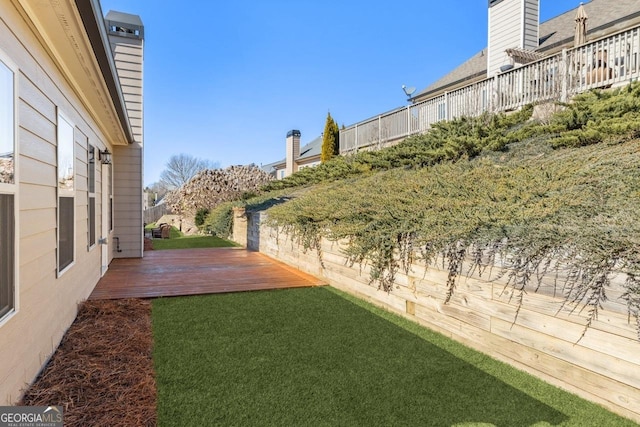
0,55,16,322
0,59,14,185
0,195,14,319
88,145,96,248
58,113,75,273
107,164,113,232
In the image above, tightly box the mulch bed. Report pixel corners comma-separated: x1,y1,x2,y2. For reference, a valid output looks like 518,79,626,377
20,299,156,426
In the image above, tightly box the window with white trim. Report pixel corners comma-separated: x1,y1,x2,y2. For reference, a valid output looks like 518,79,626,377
88,144,96,248
57,113,75,273
107,163,113,232
0,55,16,321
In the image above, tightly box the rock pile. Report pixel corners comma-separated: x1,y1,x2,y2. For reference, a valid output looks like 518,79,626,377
164,164,272,215
0,158,14,183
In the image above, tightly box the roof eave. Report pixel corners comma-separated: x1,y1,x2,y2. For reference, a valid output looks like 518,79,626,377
298,154,321,163
75,0,135,144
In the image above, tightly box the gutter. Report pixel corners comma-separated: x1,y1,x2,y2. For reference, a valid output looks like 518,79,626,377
74,0,135,144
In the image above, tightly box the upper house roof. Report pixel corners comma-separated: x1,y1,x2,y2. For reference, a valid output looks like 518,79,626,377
413,0,640,101
298,135,323,161
262,135,323,174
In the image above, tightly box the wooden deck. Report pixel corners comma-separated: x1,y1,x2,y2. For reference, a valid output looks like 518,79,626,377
89,248,326,300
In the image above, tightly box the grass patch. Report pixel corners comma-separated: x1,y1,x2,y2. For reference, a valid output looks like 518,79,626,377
152,287,633,426
151,233,237,250
145,222,237,249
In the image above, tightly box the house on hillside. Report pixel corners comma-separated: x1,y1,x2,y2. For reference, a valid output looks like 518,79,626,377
340,0,640,152
0,0,144,404
413,0,640,102
263,130,322,179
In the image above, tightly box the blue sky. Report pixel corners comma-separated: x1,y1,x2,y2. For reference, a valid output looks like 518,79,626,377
100,0,585,186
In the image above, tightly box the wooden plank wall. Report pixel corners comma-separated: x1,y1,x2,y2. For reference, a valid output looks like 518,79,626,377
240,211,640,422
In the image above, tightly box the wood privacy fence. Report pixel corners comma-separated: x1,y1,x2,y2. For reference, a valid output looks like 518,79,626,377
143,203,171,224
233,209,640,423
340,24,640,153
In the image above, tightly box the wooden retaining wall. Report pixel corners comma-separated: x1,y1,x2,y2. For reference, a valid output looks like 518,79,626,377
234,209,640,422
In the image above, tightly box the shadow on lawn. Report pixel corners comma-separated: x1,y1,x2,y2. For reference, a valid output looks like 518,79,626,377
153,287,578,426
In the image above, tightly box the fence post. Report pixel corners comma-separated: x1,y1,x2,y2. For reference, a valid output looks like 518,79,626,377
232,207,248,248
407,105,411,135
355,124,359,153
444,92,449,121
495,77,501,112
561,48,569,103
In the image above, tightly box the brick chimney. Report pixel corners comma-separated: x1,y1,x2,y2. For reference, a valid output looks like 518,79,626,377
285,130,300,177
487,0,539,77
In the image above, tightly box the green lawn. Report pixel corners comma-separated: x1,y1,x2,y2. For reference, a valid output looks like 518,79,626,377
146,223,237,250
152,287,634,426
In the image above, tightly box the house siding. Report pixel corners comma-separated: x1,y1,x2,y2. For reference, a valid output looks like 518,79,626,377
523,0,539,50
297,158,321,170
113,145,143,258
110,37,143,145
0,1,125,404
110,25,144,258
285,132,300,177
488,0,539,76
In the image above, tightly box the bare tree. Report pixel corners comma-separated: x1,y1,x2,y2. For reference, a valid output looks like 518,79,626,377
144,181,170,206
159,154,218,190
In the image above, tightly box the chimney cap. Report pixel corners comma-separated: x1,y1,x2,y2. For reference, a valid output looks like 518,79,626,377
105,10,144,39
287,130,301,138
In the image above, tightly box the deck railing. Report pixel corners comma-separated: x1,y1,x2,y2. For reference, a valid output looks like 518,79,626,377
340,24,640,154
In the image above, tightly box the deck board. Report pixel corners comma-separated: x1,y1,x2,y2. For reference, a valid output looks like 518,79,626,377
89,248,326,300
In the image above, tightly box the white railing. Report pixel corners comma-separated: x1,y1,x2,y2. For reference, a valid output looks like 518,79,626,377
340,25,640,154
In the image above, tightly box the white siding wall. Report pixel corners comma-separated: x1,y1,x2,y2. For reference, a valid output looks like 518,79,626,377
0,2,113,404
109,33,144,258
523,0,539,51
113,144,143,257
488,0,539,76
297,159,321,170
110,40,143,144
285,134,300,177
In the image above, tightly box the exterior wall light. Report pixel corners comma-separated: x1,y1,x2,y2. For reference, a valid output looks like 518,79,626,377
99,149,112,164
